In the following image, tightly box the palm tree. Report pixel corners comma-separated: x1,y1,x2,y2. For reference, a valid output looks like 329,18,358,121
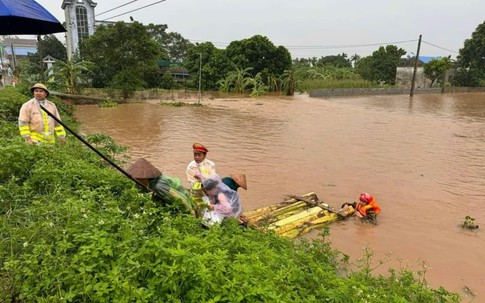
350,54,361,68
47,59,93,94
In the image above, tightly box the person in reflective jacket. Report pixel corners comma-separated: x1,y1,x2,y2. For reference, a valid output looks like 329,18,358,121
18,83,66,144
186,143,216,187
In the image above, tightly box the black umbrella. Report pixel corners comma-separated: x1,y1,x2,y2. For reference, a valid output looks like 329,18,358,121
0,0,66,35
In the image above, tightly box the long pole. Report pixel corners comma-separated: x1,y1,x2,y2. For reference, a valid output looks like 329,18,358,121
410,34,422,97
39,104,152,192
198,53,202,104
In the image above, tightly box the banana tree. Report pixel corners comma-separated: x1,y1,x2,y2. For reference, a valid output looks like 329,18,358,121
46,59,93,94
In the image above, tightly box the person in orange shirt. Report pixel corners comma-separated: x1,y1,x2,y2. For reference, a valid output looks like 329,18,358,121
341,192,381,224
355,192,381,224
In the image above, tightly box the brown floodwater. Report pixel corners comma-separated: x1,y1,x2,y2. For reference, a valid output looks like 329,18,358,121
76,93,485,301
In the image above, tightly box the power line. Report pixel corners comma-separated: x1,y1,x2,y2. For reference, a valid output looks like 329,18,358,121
100,0,167,22
187,39,419,51
284,40,418,50
421,40,459,54
96,0,139,17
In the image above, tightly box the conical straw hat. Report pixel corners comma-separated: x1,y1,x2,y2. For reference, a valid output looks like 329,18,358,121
230,174,247,190
127,158,162,179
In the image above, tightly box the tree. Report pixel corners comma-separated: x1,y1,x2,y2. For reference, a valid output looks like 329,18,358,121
47,59,93,93
281,69,296,96
223,67,253,93
249,72,269,96
80,21,163,88
454,20,485,87
354,56,374,81
356,45,406,84
37,35,67,61
184,43,234,91
160,70,175,90
145,23,192,63
19,35,68,83
423,57,453,87
316,53,352,68
225,35,292,78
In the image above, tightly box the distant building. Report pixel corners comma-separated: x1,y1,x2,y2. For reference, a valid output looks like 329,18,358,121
395,67,430,88
0,38,37,67
158,60,190,79
62,0,97,59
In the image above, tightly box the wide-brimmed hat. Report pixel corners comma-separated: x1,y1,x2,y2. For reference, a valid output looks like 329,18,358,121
193,143,208,154
230,174,247,190
30,83,49,97
127,158,162,179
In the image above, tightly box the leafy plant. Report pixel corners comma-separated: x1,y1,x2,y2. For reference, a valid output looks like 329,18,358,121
460,215,479,229
97,99,119,107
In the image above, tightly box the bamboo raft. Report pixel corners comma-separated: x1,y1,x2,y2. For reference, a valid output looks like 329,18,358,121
242,192,355,239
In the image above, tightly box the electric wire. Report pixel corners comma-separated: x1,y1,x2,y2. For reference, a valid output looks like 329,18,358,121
100,0,167,22
284,39,418,50
421,40,459,54
188,38,418,51
96,0,139,17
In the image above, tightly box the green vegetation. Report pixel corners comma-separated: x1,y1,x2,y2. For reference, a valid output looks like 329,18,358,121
160,100,204,107
424,57,453,88
11,20,485,101
47,59,94,94
97,99,119,108
454,20,485,87
460,216,479,229
0,87,461,302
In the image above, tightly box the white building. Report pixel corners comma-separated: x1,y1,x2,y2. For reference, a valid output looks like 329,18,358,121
62,0,97,59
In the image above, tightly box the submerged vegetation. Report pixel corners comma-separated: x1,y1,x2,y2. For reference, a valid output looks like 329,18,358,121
160,100,205,107
0,87,461,302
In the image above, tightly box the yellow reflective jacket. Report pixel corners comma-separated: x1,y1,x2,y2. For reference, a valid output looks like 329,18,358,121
18,98,66,144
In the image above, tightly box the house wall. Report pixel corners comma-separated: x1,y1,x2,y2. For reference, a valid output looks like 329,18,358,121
395,67,431,88
64,0,97,59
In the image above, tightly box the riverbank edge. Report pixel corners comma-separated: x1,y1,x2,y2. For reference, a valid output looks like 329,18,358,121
309,86,485,98
51,87,485,104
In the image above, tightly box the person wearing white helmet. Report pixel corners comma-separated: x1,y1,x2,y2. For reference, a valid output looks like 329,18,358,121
18,83,66,144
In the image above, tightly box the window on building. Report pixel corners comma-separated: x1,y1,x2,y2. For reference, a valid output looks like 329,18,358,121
76,5,89,43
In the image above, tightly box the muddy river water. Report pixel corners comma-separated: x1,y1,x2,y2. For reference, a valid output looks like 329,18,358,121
76,93,485,301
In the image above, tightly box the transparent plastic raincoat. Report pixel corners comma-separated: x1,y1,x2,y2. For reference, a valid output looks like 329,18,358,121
202,175,243,224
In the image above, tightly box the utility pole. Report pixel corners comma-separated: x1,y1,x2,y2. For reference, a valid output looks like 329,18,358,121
198,53,202,104
410,34,422,97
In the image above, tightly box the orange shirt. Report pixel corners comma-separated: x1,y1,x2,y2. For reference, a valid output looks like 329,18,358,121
356,200,381,217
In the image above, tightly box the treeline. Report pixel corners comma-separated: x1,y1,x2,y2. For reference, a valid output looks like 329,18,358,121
15,19,485,96
0,86,461,302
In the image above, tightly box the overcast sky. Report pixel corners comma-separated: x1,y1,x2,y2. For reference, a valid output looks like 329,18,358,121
38,0,485,59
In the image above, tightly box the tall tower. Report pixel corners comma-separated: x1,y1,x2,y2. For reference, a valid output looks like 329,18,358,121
61,0,97,60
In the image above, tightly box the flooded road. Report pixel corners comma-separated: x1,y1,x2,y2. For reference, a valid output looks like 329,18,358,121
76,93,485,301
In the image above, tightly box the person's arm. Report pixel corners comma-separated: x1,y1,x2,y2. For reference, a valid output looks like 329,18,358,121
186,162,198,184
18,104,33,143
